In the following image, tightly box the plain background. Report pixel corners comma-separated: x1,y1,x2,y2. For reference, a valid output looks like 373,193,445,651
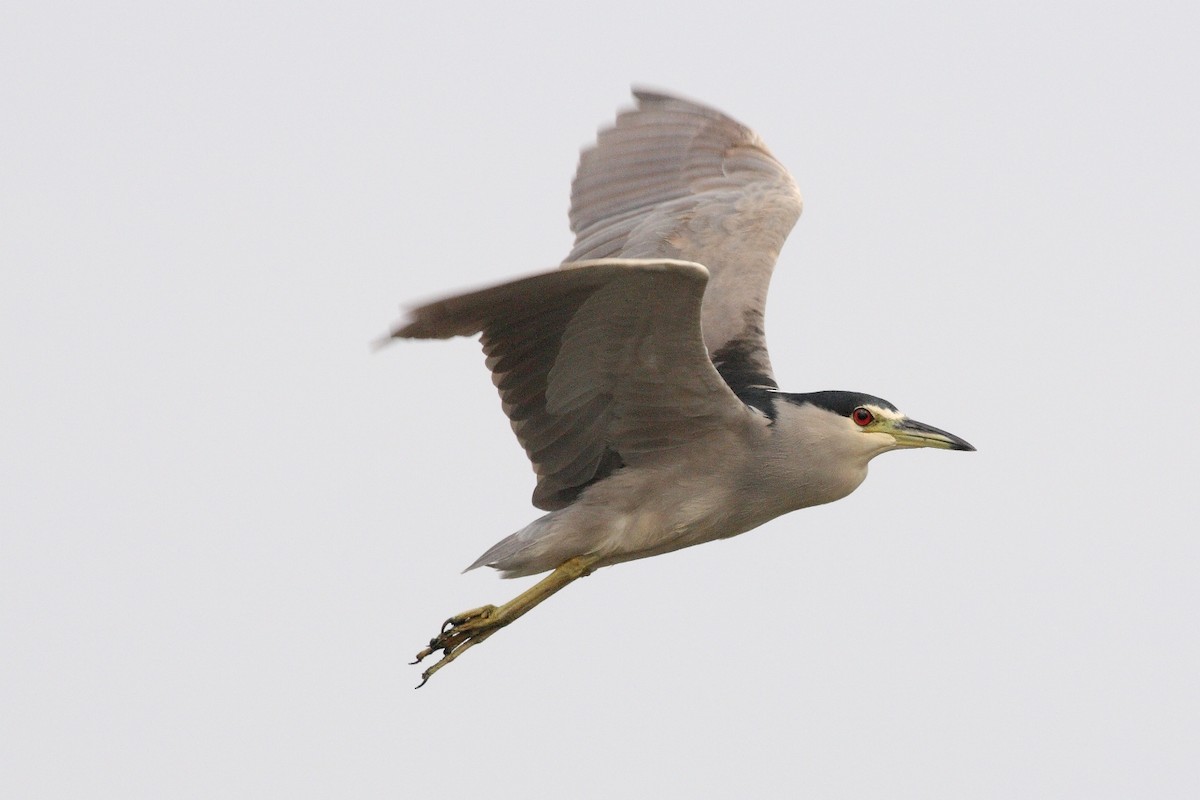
3,2,1198,797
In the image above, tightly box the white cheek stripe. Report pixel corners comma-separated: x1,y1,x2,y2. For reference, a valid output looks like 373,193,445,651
867,405,905,423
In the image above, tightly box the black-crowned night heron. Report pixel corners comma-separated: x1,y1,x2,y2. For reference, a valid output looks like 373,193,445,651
386,90,975,687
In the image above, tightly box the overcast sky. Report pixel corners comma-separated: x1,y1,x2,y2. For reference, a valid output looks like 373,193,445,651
3,2,1198,797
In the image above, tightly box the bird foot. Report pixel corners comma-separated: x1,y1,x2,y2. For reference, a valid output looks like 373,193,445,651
411,605,506,688
409,554,601,688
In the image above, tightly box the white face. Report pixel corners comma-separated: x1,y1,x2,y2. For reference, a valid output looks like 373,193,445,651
765,397,972,510
773,400,898,469
843,403,907,459
770,398,974,502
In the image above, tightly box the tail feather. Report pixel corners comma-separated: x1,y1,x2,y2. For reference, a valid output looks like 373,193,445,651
463,512,572,579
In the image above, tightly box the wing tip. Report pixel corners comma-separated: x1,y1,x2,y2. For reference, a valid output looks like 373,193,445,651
628,86,738,123
370,331,396,351
376,308,459,343
631,85,677,104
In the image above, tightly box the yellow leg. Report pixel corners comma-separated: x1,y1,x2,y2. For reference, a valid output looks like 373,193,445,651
411,554,600,688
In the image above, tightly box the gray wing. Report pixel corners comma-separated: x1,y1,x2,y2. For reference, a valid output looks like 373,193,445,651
391,259,757,511
567,89,804,394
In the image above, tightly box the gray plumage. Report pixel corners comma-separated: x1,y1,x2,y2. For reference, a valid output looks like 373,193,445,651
389,90,973,580
567,90,803,392
397,260,749,513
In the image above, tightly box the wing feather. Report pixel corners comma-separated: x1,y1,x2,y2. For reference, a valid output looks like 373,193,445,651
565,90,804,395
390,259,756,510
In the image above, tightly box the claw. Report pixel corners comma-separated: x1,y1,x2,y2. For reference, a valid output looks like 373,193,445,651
410,642,437,665
411,609,502,687
411,621,500,688
410,555,600,688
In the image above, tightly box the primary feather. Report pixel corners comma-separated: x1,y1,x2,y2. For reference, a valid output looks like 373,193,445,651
567,90,803,395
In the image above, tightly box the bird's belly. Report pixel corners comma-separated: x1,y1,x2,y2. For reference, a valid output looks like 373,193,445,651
585,476,765,567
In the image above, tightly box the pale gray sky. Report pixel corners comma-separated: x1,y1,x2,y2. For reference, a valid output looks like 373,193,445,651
3,2,1198,797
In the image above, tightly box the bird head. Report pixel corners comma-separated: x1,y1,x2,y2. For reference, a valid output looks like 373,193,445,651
793,390,975,456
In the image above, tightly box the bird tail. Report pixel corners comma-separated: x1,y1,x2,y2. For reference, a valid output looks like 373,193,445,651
464,512,570,579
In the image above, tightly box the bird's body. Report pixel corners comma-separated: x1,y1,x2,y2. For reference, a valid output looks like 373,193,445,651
468,386,897,578
389,91,974,685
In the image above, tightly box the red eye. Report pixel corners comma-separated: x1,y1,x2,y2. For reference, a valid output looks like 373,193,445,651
852,407,874,426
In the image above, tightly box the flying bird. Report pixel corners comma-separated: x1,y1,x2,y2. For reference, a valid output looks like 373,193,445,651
385,90,975,687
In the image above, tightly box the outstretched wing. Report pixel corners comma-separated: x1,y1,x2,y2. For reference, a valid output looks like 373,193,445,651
567,90,803,395
391,259,758,511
